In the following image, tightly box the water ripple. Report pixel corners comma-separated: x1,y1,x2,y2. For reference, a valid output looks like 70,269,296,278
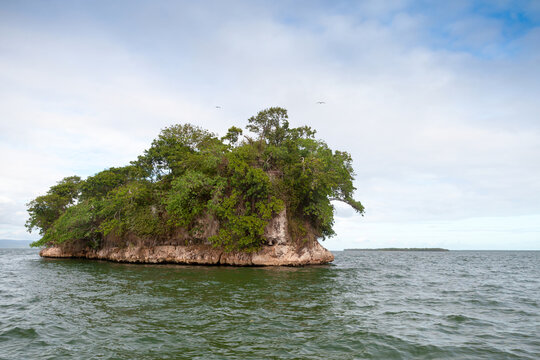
0,249,539,359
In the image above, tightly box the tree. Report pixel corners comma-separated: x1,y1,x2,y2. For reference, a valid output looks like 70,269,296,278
221,126,243,146
79,166,139,201
246,107,289,146
26,176,82,235
134,124,218,180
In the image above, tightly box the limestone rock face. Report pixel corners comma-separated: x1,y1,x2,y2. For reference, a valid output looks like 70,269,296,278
264,209,289,246
39,209,334,266
39,241,334,266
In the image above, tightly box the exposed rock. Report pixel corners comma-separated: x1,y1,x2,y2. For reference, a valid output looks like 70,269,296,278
264,209,289,246
39,208,334,266
39,241,334,266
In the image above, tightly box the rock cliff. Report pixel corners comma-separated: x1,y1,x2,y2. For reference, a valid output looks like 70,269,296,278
39,209,334,266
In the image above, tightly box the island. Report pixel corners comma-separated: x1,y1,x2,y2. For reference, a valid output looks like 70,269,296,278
27,107,364,266
344,248,449,252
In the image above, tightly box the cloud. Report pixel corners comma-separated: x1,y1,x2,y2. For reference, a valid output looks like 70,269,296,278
0,1,539,248
327,213,540,251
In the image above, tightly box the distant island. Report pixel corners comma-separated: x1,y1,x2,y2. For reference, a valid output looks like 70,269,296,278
0,240,33,249
345,248,449,252
27,108,364,266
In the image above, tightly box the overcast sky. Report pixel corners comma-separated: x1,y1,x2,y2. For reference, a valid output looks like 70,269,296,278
1,0,539,250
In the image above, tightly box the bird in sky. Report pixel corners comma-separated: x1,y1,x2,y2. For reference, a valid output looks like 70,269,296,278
316,101,325,104
215,106,222,109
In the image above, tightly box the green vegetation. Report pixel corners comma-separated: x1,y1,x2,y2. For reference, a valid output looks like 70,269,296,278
27,108,364,252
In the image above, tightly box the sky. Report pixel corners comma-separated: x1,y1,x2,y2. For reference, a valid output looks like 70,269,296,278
1,0,539,250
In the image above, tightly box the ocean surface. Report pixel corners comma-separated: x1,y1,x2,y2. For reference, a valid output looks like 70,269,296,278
0,249,538,359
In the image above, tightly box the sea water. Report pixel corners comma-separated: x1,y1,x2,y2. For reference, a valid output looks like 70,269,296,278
0,249,538,359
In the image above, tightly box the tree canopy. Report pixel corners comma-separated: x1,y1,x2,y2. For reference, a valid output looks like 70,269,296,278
27,107,364,252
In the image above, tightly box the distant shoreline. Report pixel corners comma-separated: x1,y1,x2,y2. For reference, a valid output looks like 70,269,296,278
344,248,449,252
0,240,33,248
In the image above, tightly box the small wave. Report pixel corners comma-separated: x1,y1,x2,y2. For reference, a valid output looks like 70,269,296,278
445,314,469,323
0,326,38,341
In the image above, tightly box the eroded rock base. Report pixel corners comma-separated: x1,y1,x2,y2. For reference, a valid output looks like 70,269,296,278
39,242,334,266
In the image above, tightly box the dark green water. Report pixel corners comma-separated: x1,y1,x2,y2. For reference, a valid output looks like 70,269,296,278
1,249,538,359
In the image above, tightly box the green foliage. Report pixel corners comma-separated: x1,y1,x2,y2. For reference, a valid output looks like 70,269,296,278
28,107,364,251
30,201,99,248
222,126,243,146
134,123,218,180
207,153,285,252
209,193,283,252
166,171,222,228
48,176,82,199
246,107,289,146
80,166,140,201
26,176,82,235
98,182,163,238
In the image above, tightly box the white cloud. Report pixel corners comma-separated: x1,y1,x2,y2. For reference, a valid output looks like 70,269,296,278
0,1,539,248
327,213,540,251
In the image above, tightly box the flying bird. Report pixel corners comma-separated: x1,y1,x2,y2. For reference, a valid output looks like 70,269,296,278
215,106,222,109
316,101,325,104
